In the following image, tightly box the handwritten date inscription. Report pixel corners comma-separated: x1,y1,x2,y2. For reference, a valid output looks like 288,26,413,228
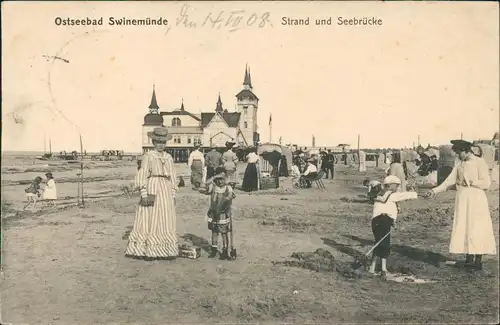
176,4,272,32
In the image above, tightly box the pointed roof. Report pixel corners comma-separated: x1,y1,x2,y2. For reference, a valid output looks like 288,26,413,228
180,98,185,111
243,64,253,88
215,93,223,112
201,112,241,128
236,89,259,101
148,84,159,110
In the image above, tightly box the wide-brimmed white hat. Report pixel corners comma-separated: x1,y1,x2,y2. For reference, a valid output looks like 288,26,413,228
147,127,172,141
384,175,401,185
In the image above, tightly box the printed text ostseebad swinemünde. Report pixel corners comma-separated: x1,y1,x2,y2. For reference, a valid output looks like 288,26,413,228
54,17,169,26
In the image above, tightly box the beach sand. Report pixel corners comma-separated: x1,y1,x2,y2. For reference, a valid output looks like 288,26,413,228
1,157,499,324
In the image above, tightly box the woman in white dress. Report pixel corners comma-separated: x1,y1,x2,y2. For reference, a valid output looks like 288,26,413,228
387,154,407,192
42,172,57,206
425,140,496,271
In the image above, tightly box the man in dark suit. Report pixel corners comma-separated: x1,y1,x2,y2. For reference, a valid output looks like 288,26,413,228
322,149,335,179
205,145,222,180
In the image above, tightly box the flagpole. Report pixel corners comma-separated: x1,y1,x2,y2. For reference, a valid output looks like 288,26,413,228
269,113,272,143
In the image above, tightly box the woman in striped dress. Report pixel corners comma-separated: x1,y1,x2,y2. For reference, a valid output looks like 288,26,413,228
125,127,179,260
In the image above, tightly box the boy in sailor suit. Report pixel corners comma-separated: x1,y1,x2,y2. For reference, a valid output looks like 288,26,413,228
369,175,419,274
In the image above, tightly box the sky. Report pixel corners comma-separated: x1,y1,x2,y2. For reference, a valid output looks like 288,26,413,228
2,1,499,152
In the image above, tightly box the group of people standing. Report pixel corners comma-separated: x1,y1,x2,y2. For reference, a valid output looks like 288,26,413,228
188,141,260,192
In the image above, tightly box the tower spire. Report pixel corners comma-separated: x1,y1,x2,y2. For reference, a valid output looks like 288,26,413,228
243,64,252,89
180,97,185,111
148,84,159,113
215,93,223,112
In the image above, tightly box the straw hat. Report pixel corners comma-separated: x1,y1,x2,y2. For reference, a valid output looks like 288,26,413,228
147,127,172,141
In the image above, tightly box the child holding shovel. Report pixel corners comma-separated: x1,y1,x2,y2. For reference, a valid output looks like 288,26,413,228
205,167,237,260
368,175,419,275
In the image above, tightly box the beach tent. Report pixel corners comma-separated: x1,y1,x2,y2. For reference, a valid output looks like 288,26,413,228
258,142,293,171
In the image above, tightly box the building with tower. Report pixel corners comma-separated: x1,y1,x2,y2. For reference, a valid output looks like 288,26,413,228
141,65,260,162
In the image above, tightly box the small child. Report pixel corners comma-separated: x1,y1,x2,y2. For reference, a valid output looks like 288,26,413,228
363,179,382,203
24,176,43,210
42,172,58,206
369,175,418,275
205,167,236,260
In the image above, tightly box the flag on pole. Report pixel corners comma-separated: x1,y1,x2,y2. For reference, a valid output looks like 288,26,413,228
269,113,272,125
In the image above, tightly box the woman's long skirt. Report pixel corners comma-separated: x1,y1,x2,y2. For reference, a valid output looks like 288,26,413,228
125,177,178,258
190,160,203,189
449,186,496,255
242,163,258,191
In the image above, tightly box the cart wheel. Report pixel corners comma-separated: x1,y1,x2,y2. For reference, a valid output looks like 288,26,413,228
230,248,237,260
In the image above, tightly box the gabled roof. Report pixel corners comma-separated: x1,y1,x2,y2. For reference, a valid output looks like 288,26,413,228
236,89,259,101
161,110,201,121
201,112,241,128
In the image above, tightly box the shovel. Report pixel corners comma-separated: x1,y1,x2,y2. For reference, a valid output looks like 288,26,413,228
229,215,237,260
351,230,392,270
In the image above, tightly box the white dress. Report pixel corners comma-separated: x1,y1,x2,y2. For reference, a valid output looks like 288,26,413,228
358,150,367,172
43,179,57,200
432,155,496,255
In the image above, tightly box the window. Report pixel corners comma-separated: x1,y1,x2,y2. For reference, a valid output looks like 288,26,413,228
194,137,201,146
243,106,248,114
174,136,181,144
172,117,181,127
244,121,248,128
187,137,192,144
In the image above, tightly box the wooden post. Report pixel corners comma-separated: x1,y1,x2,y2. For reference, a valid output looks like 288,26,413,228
461,132,463,140
357,134,360,168
417,135,420,146
49,139,52,154
79,134,84,206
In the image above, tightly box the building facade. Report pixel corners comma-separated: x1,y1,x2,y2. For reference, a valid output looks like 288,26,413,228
142,65,260,162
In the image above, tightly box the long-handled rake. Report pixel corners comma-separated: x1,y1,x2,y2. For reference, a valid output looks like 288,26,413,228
351,230,392,270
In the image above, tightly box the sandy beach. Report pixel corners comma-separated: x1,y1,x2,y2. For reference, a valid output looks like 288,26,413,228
1,155,499,324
